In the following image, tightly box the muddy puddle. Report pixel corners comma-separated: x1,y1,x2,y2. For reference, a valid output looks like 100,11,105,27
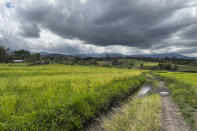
137,85,151,97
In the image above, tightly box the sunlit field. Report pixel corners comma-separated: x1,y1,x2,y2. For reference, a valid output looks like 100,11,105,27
0,64,145,130
158,72,197,88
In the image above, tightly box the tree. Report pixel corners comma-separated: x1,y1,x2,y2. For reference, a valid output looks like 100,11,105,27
112,59,120,66
35,53,41,60
158,62,178,71
0,46,9,63
167,64,174,70
106,55,110,59
140,63,144,69
174,64,178,71
14,49,30,60
28,53,41,62
158,62,168,70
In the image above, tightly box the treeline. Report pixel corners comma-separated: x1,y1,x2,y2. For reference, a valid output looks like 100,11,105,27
130,57,197,67
0,46,10,62
158,63,178,71
0,46,50,63
0,46,196,72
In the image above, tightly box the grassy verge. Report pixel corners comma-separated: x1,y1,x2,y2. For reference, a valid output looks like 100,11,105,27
101,94,161,131
155,72,197,129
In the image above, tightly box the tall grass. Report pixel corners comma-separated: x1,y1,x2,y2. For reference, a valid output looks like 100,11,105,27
0,64,145,130
102,94,161,131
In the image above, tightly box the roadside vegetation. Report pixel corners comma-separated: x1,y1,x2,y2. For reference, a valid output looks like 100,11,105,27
101,94,161,131
156,72,197,129
0,64,145,130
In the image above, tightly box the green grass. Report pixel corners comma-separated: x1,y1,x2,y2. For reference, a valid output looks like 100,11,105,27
156,71,197,129
101,94,161,131
119,59,158,66
0,64,145,130
178,65,197,72
0,63,30,67
158,72,197,88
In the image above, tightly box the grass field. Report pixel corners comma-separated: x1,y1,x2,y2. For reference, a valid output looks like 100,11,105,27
96,59,158,68
156,71,197,129
158,72,197,89
178,65,197,72
0,64,145,130
118,59,158,67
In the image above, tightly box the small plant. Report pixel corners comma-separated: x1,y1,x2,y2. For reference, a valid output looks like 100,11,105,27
140,63,144,69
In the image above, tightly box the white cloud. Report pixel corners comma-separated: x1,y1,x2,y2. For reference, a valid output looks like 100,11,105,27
0,33,3,38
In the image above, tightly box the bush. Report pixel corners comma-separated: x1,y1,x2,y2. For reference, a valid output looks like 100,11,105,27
158,63,178,71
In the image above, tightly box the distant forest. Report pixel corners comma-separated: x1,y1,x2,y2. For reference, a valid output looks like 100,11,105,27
0,45,196,72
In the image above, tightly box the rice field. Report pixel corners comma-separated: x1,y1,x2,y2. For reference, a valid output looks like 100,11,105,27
158,72,197,87
0,64,145,130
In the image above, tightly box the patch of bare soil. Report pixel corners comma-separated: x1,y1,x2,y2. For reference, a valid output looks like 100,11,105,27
159,81,190,131
148,81,169,94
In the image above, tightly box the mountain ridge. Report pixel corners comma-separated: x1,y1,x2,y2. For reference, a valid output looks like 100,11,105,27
39,52,196,59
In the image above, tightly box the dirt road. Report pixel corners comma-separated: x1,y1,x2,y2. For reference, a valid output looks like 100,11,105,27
85,80,190,131
159,81,189,131
161,96,189,131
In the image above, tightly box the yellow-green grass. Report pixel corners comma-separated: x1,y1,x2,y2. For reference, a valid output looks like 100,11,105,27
119,59,158,66
102,94,161,131
156,71,197,128
158,72,197,88
0,64,145,130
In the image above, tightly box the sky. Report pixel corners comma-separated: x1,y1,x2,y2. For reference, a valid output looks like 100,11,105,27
0,0,196,56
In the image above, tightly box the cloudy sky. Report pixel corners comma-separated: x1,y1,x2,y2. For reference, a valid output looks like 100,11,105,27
0,0,196,56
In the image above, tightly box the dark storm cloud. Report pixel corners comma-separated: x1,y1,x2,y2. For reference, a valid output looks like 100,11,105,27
179,24,197,40
15,0,196,48
173,47,197,55
19,23,41,38
0,0,196,56
44,42,83,55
